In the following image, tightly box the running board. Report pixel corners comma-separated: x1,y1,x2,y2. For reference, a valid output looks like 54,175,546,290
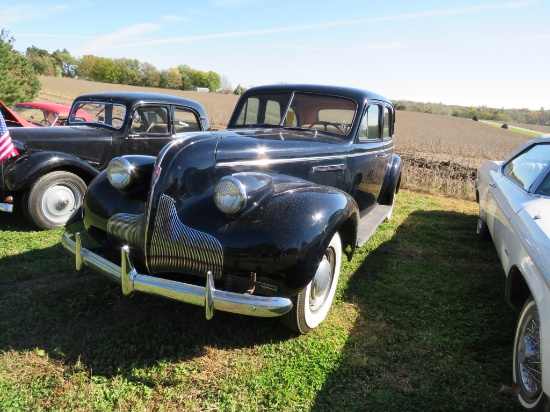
356,205,392,247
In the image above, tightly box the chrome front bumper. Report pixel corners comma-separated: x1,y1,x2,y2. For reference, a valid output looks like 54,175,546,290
62,232,293,319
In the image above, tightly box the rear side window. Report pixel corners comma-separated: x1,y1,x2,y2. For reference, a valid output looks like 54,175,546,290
383,106,393,138
358,104,381,142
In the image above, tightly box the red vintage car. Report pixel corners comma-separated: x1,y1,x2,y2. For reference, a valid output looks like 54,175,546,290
0,100,94,127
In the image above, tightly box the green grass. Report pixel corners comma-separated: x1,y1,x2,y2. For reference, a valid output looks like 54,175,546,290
0,191,521,411
480,120,543,137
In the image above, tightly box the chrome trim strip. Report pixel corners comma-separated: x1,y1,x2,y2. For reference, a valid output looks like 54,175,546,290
0,202,13,213
62,232,293,318
217,146,394,169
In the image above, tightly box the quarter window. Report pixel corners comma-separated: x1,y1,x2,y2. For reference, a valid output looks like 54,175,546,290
383,106,393,138
174,108,200,132
358,105,381,142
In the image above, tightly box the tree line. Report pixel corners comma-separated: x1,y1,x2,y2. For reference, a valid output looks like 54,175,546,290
394,100,550,127
1,29,248,107
1,28,547,126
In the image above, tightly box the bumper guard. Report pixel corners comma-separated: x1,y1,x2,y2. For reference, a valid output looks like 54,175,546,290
62,232,293,319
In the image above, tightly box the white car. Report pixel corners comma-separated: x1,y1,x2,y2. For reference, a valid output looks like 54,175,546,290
476,136,550,410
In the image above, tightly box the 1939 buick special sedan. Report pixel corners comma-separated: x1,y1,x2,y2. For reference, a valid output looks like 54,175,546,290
0,92,210,229
62,84,402,334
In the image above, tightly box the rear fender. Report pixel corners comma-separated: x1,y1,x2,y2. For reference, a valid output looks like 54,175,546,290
379,153,402,205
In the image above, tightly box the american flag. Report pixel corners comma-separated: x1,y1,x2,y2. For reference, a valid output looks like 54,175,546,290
0,111,19,163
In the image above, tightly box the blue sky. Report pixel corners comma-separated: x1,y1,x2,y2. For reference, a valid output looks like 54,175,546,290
0,0,548,109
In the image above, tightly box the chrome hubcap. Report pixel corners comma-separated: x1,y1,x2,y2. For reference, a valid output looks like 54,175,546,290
309,249,334,313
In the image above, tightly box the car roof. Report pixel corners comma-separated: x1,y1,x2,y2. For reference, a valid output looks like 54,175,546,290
241,84,392,105
73,92,206,111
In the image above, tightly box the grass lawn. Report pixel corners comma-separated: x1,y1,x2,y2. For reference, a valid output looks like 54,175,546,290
0,190,521,411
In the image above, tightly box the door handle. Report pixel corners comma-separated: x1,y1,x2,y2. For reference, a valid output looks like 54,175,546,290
489,182,497,188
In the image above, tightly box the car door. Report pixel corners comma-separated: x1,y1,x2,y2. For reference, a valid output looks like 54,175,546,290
350,102,392,214
490,143,550,267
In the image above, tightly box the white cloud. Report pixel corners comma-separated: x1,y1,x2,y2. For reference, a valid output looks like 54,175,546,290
160,15,188,22
74,23,162,55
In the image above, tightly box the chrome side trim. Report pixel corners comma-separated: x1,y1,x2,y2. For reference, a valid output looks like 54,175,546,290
62,232,293,319
0,202,13,213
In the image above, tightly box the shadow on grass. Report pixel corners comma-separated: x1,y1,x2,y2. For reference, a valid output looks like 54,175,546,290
0,218,292,382
311,209,520,411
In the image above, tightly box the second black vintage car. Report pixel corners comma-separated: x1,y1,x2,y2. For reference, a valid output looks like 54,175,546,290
62,84,402,334
0,92,210,229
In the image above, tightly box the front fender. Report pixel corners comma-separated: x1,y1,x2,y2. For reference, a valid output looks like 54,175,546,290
4,152,99,191
218,183,358,296
84,155,156,235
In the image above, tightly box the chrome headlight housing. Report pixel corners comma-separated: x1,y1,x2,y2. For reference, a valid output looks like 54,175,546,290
213,173,273,215
214,176,247,214
107,157,133,190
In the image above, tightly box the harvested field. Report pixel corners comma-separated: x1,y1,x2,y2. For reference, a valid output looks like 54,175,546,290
37,76,542,200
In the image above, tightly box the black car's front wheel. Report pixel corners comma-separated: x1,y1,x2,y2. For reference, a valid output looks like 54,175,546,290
23,171,87,230
514,297,549,410
281,232,342,334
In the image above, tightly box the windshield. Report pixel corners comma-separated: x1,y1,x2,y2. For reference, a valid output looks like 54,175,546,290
12,105,58,126
69,101,126,129
232,92,357,136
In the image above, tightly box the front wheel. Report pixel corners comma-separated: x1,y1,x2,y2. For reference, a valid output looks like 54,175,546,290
514,297,550,410
23,171,87,230
281,232,342,334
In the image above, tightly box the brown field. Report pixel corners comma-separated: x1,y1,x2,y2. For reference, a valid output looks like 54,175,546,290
38,76,541,200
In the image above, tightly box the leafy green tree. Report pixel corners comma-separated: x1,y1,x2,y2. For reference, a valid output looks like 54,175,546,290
114,58,140,85
159,68,182,89
26,46,56,76
0,29,40,106
206,70,221,91
52,49,77,78
140,62,161,87
234,84,246,95
177,65,194,90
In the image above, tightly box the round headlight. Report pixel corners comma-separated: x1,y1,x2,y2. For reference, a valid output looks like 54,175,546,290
214,176,247,214
107,157,133,190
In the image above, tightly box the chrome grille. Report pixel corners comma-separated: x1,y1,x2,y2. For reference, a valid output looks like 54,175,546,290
149,195,224,279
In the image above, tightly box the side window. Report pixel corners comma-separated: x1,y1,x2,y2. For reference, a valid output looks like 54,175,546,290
383,106,393,138
131,106,168,135
358,105,381,142
503,144,550,191
173,108,200,133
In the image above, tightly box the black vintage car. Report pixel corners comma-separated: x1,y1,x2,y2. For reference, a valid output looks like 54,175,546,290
0,92,210,229
62,84,402,334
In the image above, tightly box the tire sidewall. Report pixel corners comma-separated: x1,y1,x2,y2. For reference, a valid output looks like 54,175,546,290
24,171,86,230
298,232,342,331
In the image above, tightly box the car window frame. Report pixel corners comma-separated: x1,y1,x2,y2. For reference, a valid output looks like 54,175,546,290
502,142,550,193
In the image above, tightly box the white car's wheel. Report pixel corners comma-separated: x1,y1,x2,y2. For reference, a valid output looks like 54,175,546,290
281,232,342,334
514,298,550,410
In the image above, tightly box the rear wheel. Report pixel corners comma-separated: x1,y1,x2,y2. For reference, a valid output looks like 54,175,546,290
514,297,550,410
23,171,86,230
476,217,491,240
281,232,342,334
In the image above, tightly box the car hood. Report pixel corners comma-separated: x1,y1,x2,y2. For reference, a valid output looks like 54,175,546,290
215,128,349,164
